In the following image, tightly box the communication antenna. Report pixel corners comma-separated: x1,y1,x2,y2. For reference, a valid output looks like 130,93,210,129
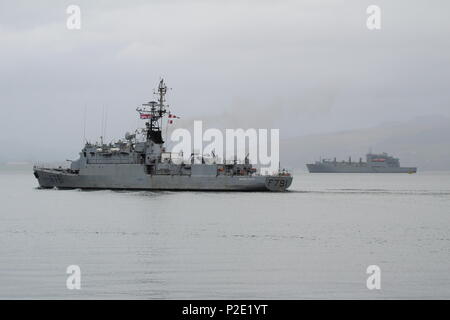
100,105,105,145
137,79,169,144
100,105,109,145
104,105,108,143
83,104,87,143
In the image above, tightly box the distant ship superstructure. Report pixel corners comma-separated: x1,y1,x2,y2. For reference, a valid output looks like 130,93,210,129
34,80,292,191
307,152,417,173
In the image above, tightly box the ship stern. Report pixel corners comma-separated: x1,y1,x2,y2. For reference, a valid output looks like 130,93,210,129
264,175,293,191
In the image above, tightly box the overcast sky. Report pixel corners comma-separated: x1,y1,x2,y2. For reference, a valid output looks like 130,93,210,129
0,0,449,161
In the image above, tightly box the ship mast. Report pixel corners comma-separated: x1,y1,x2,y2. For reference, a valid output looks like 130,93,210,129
136,79,169,144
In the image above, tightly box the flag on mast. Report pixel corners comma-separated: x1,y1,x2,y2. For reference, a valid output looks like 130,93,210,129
168,112,180,124
140,113,152,119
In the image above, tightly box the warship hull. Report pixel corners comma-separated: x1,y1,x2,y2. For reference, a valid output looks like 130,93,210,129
34,166,293,192
306,163,417,173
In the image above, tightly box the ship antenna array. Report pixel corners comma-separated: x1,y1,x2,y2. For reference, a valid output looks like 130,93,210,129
99,105,108,146
134,79,171,144
83,104,87,143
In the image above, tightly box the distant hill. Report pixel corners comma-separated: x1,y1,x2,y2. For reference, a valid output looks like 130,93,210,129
281,116,450,171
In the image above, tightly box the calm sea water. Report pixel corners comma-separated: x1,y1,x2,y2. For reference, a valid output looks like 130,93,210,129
0,165,449,299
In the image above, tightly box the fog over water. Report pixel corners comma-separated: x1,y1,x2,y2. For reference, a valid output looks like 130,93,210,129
1,1,450,168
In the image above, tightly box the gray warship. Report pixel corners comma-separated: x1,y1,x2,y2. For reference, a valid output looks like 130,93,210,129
306,152,417,173
33,79,292,191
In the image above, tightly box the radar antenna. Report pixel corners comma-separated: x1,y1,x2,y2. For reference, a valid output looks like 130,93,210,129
136,79,169,144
